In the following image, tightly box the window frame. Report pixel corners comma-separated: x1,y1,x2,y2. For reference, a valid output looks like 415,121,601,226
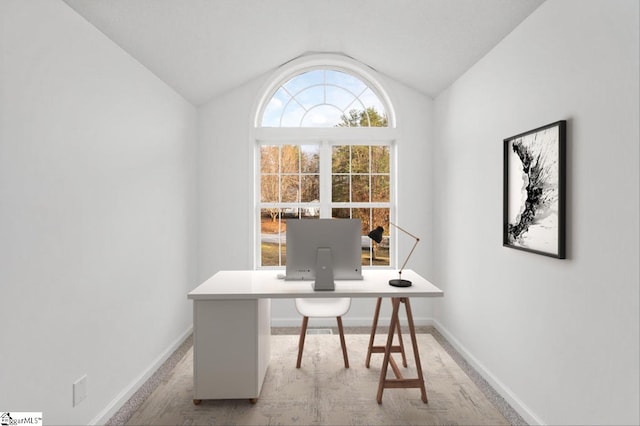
252,55,399,270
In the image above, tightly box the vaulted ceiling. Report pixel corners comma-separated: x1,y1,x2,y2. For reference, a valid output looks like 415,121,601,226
62,0,545,106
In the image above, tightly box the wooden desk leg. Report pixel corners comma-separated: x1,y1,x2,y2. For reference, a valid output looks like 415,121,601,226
376,297,428,404
377,297,401,403
404,298,428,403
367,297,407,369
395,316,408,368
366,297,383,368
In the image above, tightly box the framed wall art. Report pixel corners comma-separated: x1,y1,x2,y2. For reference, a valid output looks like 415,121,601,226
503,120,566,258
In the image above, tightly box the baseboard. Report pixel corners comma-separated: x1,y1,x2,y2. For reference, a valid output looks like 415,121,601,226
89,325,193,426
432,320,544,426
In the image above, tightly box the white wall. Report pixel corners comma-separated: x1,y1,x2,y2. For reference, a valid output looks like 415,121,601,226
432,0,639,424
0,1,197,424
197,57,436,326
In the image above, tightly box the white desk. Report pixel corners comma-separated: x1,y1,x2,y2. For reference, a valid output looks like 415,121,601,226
187,269,443,403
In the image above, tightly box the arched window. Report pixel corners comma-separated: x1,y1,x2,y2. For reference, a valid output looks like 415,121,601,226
261,69,389,128
255,57,396,269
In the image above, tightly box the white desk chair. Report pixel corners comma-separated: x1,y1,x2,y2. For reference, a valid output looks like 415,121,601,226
294,297,351,368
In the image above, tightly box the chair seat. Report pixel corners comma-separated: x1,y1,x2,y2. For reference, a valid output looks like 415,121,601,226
295,297,351,318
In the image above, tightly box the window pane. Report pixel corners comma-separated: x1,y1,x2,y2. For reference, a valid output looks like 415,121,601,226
371,208,390,266
261,209,285,266
260,145,279,173
284,70,323,94
261,174,279,202
351,175,370,202
371,175,389,202
332,175,350,202
360,89,387,119
354,209,369,267
296,85,324,107
325,70,367,95
301,145,319,173
332,208,350,219
352,208,371,233
332,146,350,173
351,146,369,173
371,146,389,173
301,104,344,127
301,175,319,202
302,205,320,218
261,88,290,127
325,86,355,111
372,208,389,232
362,107,388,127
282,206,300,219
356,208,391,266
281,145,300,173
281,102,305,127
281,175,299,202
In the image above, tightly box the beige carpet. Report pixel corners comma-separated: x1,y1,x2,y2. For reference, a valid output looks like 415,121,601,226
126,334,509,425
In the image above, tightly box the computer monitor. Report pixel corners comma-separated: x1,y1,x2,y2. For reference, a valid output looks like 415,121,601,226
285,218,363,290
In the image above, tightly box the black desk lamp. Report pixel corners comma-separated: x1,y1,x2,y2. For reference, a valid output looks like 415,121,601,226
368,223,420,287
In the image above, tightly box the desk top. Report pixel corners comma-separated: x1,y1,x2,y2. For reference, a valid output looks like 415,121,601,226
188,269,444,300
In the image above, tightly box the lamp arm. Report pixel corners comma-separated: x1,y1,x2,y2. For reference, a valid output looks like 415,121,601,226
390,222,420,275
390,222,420,241
398,236,420,274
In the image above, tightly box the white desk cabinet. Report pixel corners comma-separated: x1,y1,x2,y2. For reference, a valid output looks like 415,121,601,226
192,298,270,401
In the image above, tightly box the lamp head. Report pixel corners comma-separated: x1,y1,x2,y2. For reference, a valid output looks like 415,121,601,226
368,226,384,244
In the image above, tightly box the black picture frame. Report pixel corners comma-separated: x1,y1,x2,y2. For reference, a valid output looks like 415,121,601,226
503,120,566,258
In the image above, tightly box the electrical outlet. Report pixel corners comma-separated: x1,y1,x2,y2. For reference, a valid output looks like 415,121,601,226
73,375,87,407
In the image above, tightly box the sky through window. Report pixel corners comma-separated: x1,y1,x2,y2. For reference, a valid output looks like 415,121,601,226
261,69,388,127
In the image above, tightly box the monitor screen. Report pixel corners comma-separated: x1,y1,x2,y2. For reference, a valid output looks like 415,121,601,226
285,218,363,285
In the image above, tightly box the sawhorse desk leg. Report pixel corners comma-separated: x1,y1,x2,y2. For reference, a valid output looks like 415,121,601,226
366,297,407,368
367,297,428,404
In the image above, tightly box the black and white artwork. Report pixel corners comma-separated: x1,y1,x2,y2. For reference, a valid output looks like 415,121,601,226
503,121,566,258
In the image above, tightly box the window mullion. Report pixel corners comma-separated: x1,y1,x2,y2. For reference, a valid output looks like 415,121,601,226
278,146,282,204
319,140,331,218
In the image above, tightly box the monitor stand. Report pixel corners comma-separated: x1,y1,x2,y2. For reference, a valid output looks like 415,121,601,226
313,247,335,291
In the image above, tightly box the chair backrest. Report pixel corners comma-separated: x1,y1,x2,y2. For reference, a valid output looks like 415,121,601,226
294,298,351,318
